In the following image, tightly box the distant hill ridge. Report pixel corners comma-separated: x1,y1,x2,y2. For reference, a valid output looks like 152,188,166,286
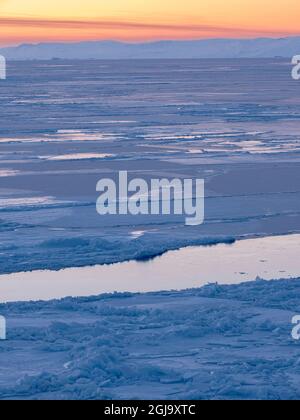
1,37,300,60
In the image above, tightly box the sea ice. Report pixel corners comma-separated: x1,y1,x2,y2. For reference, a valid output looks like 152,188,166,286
0,278,300,400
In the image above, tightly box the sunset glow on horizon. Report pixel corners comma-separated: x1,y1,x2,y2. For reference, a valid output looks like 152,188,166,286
1,0,300,46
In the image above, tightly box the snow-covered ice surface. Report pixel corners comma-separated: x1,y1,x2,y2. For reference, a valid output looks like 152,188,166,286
0,59,300,275
1,278,300,400
1,59,300,400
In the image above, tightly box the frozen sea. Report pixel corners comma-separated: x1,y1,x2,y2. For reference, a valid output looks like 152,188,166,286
0,234,300,302
0,59,300,275
0,59,300,400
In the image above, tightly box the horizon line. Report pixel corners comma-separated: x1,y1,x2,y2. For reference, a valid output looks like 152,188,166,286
1,34,300,50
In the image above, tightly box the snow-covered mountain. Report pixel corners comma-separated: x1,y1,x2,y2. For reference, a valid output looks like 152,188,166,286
1,37,300,60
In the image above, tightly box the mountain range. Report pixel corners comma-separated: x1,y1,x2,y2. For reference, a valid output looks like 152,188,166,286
1,37,300,60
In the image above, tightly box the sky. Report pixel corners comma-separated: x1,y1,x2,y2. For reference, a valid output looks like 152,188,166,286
1,0,300,46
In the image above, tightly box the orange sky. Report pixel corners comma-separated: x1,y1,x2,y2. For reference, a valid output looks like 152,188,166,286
1,0,300,45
